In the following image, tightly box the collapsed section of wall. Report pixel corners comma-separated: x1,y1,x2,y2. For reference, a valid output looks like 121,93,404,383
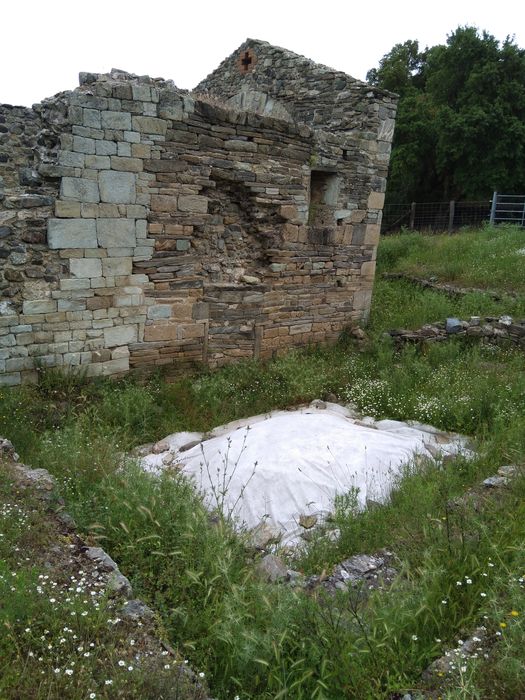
0,64,393,386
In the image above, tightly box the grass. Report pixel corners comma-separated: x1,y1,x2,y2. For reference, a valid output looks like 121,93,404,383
377,224,525,293
1,225,525,698
0,468,206,699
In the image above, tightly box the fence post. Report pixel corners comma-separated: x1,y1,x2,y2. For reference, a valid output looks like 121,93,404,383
489,191,498,225
409,202,416,229
448,200,455,233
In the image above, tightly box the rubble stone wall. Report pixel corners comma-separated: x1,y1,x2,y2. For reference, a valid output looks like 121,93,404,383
197,39,397,205
0,56,396,386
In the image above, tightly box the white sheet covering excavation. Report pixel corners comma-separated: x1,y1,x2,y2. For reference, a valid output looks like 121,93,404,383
141,402,471,545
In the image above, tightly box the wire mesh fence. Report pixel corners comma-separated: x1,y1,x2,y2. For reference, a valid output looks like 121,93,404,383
381,200,493,234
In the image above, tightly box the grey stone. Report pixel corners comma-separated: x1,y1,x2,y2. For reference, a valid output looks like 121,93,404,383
131,116,167,135
15,467,55,498
84,155,111,170
84,546,118,572
19,167,43,186
9,251,29,265
101,111,132,130
147,305,172,320
99,170,136,204
158,93,184,120
97,219,136,248
482,476,508,488
0,373,21,386
7,194,53,208
48,218,98,249
423,626,488,683
73,135,96,154
0,300,16,316
21,299,57,314
498,465,517,478
95,140,117,156
83,108,101,128
55,510,77,531
103,324,138,347
446,317,463,334
120,599,154,622
131,84,151,101
102,258,132,276
60,177,100,203
70,258,102,278
106,570,133,598
248,522,282,550
59,150,85,168
177,195,208,213
326,528,341,542
0,438,19,460
240,275,261,285
5,357,34,372
256,554,288,583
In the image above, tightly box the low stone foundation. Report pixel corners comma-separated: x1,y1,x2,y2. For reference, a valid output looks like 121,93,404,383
388,315,525,349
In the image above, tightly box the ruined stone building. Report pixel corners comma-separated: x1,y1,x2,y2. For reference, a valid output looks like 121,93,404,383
0,39,397,386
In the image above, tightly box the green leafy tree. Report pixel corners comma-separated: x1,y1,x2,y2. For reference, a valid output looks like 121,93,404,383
369,27,525,202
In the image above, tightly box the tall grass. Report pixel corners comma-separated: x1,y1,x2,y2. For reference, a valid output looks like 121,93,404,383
377,224,525,292
1,226,525,698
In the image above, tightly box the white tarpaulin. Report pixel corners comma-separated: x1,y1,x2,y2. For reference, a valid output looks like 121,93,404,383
141,402,471,545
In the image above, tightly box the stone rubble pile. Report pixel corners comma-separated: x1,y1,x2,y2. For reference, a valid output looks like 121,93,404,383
388,315,525,349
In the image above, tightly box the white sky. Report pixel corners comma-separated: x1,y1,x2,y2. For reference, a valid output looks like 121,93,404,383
2,0,524,107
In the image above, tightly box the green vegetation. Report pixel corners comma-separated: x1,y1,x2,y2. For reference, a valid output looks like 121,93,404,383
376,225,525,293
0,470,205,699
367,27,525,202
1,228,525,698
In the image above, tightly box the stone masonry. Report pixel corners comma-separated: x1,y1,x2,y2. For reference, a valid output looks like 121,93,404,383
0,41,397,385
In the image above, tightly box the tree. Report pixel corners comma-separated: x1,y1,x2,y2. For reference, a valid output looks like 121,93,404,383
369,27,525,202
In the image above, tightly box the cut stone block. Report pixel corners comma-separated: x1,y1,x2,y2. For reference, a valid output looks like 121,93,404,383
147,305,172,320
103,324,138,347
0,373,20,386
367,191,385,210
99,171,136,204
48,218,98,249
102,257,132,276
73,135,96,154
70,258,103,278
55,201,82,218
131,116,167,135
97,219,137,248
60,177,100,203
177,195,208,213
101,111,132,130
22,299,57,315
58,150,85,168
111,156,143,173
96,140,117,156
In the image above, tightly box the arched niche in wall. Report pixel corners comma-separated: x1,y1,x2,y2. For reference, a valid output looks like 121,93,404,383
226,90,293,123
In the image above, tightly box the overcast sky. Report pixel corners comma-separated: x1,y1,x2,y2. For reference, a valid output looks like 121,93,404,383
2,0,524,107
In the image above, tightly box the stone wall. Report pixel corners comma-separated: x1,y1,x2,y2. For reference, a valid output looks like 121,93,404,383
0,47,396,386
197,39,397,205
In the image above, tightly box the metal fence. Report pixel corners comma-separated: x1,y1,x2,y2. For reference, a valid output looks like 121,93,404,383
381,199,492,234
489,192,525,226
